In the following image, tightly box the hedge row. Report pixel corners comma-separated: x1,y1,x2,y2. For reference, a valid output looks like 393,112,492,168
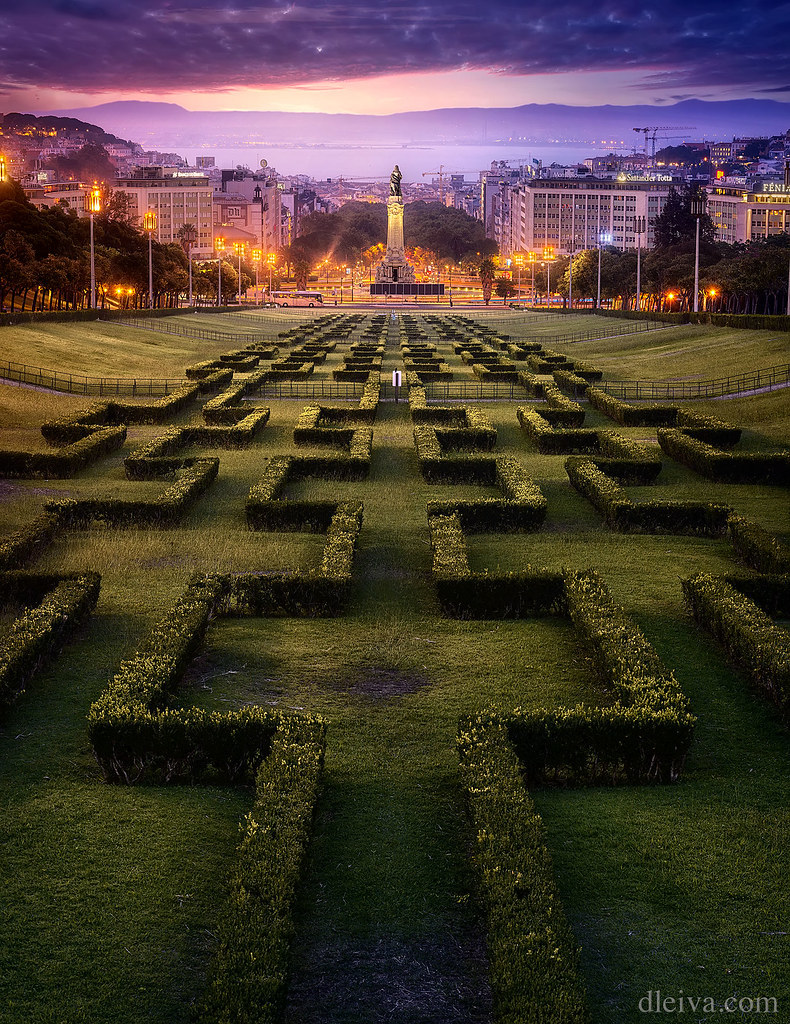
683,572,790,722
435,408,497,451
657,429,790,485
197,716,325,1024
47,458,219,527
413,427,497,483
586,388,679,427
293,405,363,448
728,514,790,574
246,455,366,531
457,717,591,1024
0,424,127,479
517,407,599,454
124,411,270,477
427,456,547,533
595,309,790,330
0,572,101,714
0,510,61,569
565,457,730,535
428,513,565,617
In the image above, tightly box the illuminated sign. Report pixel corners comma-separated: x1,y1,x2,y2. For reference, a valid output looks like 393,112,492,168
761,183,790,194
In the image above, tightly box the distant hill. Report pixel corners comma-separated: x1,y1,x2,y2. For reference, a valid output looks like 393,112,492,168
47,98,790,150
1,111,135,148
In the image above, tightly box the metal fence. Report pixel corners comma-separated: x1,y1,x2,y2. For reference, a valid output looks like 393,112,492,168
0,361,185,396
597,363,790,400
423,381,529,401
251,380,365,400
105,316,279,345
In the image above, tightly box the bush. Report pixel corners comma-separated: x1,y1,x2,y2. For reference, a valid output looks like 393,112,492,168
0,511,62,569
657,429,790,484
517,408,599,454
457,717,591,1024
0,425,127,479
0,572,101,715
427,456,547,533
683,572,790,722
198,716,325,1024
565,457,731,535
586,388,679,427
728,514,790,574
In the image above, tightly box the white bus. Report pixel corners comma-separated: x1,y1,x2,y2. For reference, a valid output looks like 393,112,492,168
270,291,324,307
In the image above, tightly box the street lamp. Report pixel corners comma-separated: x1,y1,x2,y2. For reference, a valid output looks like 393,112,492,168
529,252,537,306
233,241,247,304
215,236,225,307
691,196,706,313
633,216,645,312
143,210,157,309
542,246,554,309
597,231,612,309
181,225,198,307
512,253,524,304
251,249,262,305
267,253,276,300
87,186,101,309
0,154,6,183
567,246,576,310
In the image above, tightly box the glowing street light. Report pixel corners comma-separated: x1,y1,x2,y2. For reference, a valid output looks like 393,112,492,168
87,186,101,309
512,252,524,304
691,196,707,313
542,246,555,308
215,236,226,307
267,252,276,298
251,249,262,305
598,231,610,307
233,241,246,304
143,209,157,309
0,155,6,183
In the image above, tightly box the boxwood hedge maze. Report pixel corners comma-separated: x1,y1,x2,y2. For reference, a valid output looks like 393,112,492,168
0,310,788,1024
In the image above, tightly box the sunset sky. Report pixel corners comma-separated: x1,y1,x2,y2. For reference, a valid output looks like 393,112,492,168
0,0,788,115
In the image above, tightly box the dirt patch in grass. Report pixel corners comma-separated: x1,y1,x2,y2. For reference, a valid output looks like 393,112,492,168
337,665,432,701
284,930,492,1024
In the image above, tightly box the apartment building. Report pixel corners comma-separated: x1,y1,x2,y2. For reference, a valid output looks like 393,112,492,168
706,182,790,242
506,177,673,255
112,169,214,255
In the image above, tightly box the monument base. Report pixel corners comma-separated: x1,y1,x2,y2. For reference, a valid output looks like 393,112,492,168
370,283,445,296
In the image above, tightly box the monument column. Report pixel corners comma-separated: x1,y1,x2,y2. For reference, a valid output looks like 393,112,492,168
375,165,415,285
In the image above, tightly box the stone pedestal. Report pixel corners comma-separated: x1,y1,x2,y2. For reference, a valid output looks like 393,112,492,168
375,196,415,284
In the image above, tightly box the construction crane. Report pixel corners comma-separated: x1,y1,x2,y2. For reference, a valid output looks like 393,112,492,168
421,166,484,204
633,126,697,165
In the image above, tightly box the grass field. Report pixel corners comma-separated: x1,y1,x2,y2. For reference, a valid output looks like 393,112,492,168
0,310,788,1023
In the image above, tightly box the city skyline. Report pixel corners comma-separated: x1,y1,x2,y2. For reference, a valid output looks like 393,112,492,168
0,0,788,117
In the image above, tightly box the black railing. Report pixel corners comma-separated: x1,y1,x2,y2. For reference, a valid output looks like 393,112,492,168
0,361,185,396
423,381,528,401
597,363,790,400
106,316,279,345
250,380,365,400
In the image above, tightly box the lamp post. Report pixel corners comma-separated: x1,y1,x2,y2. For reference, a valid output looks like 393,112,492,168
267,253,275,300
567,246,576,310
143,210,157,309
181,225,198,307
597,231,612,309
251,249,261,305
513,253,524,305
0,154,6,183
691,196,706,313
543,246,554,309
633,216,645,312
87,186,101,309
529,252,537,306
233,242,246,304
215,237,225,307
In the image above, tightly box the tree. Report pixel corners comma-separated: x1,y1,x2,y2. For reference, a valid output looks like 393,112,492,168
494,276,516,302
653,184,716,249
478,257,496,305
0,230,35,311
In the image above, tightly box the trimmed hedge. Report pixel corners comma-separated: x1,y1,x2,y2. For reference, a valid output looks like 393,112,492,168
0,510,62,569
198,716,325,1024
47,458,219,527
457,717,591,1024
657,429,790,485
728,514,790,574
246,456,366,530
586,388,679,427
0,424,127,479
517,407,599,454
427,456,547,532
413,427,496,483
0,572,101,714
565,457,731,535
683,572,790,722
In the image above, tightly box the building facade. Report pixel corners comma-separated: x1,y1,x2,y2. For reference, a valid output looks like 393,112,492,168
506,177,674,255
706,182,790,243
112,170,214,255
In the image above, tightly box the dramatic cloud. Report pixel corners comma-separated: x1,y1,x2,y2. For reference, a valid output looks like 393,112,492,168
0,0,787,97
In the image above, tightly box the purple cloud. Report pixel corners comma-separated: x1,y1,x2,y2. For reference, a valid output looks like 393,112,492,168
0,0,787,96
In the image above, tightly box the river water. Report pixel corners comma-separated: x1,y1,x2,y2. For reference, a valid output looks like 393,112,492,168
177,141,630,182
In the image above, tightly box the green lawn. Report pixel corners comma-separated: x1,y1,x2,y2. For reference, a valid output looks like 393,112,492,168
0,311,788,1023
